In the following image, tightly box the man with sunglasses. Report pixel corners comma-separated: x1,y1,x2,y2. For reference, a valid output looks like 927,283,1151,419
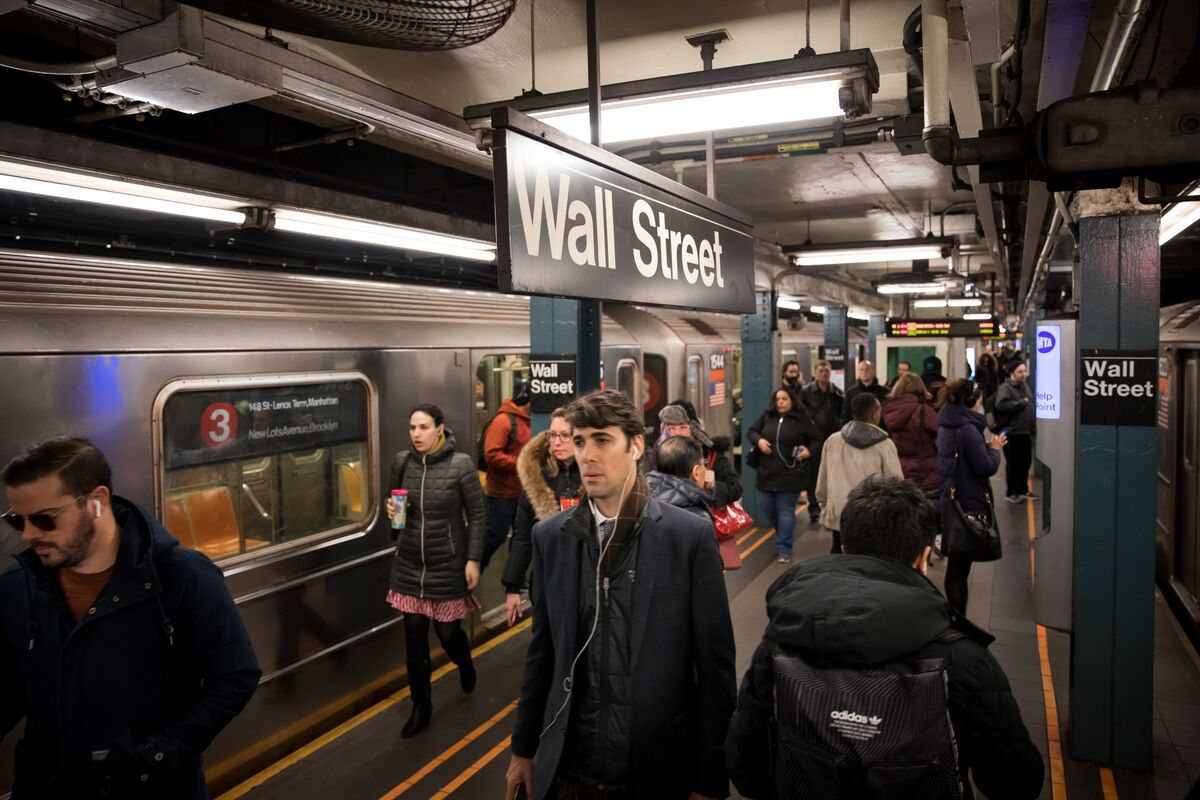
0,437,260,799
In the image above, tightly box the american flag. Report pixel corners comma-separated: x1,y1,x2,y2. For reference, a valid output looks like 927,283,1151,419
710,381,726,407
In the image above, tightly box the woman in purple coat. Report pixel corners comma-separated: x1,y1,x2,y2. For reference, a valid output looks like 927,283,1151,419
936,379,1007,614
881,373,941,493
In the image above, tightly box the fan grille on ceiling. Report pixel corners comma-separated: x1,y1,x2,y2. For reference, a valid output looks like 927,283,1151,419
186,0,517,50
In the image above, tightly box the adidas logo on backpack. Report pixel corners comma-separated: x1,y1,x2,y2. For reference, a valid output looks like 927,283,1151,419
772,648,963,798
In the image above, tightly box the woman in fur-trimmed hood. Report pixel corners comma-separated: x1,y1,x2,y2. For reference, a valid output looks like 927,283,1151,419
501,408,582,625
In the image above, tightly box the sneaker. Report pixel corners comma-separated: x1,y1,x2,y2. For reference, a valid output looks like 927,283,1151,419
1005,494,1023,503
776,555,792,564
1024,492,1039,500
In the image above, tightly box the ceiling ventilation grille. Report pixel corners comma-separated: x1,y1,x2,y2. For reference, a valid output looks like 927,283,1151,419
185,0,517,49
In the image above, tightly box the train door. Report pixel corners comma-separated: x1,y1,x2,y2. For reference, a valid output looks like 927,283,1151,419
1179,353,1199,599
643,353,668,440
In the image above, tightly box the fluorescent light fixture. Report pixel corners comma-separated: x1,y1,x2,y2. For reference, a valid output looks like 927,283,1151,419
776,298,802,310
809,305,827,314
531,79,845,144
847,310,872,321
876,283,947,295
963,313,994,320
0,158,247,224
272,209,496,262
464,50,879,144
916,297,982,308
1160,184,1200,245
784,237,953,267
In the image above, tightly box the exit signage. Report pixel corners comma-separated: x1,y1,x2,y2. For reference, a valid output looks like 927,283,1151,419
1080,349,1157,426
490,108,755,314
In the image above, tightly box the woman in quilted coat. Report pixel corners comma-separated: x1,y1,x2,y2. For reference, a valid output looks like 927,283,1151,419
387,403,485,738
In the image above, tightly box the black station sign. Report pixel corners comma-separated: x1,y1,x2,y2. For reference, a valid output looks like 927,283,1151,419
164,381,368,469
528,353,578,414
490,108,755,314
1080,349,1157,427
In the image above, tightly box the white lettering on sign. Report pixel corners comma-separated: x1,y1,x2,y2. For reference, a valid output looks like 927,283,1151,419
514,155,728,286
829,709,884,742
1082,359,1155,398
630,198,725,287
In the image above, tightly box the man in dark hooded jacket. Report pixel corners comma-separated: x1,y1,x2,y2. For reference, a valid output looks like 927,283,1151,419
0,437,260,800
727,476,1043,800
647,436,715,519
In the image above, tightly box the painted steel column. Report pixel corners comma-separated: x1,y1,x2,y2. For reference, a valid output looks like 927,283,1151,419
530,297,602,433
741,290,776,524
1070,192,1158,770
825,305,849,390
868,314,886,367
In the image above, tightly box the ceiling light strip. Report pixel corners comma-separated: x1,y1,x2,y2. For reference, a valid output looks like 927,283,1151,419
0,173,247,225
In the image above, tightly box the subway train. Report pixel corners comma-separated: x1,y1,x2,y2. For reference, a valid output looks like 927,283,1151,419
0,247,866,794
1157,301,1200,650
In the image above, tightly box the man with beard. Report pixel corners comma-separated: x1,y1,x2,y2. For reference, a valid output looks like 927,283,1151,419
0,437,260,799
781,360,804,392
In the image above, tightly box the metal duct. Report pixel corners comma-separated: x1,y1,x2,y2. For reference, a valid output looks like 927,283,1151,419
182,0,517,50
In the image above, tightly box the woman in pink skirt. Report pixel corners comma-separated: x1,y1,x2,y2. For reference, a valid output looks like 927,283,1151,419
386,403,485,737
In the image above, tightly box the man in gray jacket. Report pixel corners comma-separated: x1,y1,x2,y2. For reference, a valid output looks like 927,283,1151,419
815,394,903,553
994,361,1036,502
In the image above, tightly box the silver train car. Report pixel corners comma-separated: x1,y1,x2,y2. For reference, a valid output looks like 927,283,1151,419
0,248,860,793
1157,302,1200,648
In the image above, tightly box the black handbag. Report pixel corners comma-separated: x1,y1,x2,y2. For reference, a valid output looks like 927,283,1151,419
941,434,1002,562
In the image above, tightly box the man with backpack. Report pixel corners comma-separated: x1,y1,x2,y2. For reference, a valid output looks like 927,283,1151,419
726,476,1043,800
479,390,532,570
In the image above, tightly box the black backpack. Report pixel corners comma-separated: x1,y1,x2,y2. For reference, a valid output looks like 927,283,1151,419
476,411,517,471
771,630,966,799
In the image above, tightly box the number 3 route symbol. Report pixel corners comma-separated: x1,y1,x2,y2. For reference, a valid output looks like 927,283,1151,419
201,402,238,447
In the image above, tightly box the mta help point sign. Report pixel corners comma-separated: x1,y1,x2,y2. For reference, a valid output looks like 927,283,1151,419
492,110,755,314
1035,325,1061,421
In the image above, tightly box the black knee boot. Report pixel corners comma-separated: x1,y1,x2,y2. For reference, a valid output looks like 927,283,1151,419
401,660,432,738
443,631,476,695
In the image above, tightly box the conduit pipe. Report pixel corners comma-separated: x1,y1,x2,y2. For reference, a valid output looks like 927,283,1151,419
840,0,851,51
0,53,118,76
990,44,1016,128
273,123,377,153
1020,0,1150,318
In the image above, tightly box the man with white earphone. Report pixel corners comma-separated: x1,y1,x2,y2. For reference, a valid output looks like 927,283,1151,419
0,437,260,799
505,390,736,800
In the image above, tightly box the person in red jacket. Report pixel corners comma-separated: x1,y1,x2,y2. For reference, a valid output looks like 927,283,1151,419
481,390,532,569
880,373,941,494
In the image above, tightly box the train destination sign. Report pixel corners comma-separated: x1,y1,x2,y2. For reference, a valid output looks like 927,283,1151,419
164,381,368,469
528,353,577,413
886,318,998,337
1080,349,1157,427
490,108,755,314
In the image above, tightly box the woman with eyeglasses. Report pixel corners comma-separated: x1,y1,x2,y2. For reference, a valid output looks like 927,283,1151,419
501,407,581,627
746,386,820,564
387,403,485,738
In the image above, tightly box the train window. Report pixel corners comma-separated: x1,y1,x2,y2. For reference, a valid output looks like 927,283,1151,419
686,356,703,411
1185,359,1197,471
155,374,375,564
616,359,639,407
476,353,530,441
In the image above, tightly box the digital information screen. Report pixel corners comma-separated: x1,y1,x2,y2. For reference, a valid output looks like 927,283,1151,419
886,318,998,337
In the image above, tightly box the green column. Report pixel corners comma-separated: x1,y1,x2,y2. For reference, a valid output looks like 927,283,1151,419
1070,204,1158,770
868,314,886,367
824,305,849,389
530,297,602,434
740,290,776,523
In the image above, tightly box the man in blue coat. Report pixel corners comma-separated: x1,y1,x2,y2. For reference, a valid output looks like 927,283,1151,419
504,390,736,800
0,437,261,799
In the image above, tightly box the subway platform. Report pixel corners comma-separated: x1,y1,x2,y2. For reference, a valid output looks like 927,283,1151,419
218,471,1200,800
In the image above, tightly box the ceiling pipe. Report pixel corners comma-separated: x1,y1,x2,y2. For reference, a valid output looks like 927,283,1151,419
840,0,851,52
272,123,377,153
0,53,118,76
1019,0,1151,319
990,44,1017,128
939,201,976,236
